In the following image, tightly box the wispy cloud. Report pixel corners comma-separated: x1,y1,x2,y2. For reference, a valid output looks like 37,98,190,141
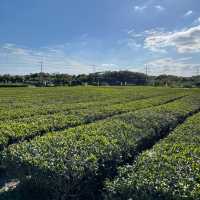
184,10,193,17
144,25,200,53
147,57,200,76
101,63,119,70
127,39,142,49
133,2,165,13
154,5,165,12
193,17,200,25
0,43,93,75
117,37,142,50
127,29,143,38
134,5,147,12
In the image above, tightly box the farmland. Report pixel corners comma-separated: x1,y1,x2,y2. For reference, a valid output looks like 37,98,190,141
0,86,199,200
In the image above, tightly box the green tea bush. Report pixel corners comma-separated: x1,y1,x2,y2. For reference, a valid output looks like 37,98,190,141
0,93,185,150
105,111,200,200
1,94,200,199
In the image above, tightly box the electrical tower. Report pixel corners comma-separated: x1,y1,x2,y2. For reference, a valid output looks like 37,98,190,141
39,61,44,85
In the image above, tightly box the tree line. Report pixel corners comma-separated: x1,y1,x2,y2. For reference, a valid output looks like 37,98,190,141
0,71,200,87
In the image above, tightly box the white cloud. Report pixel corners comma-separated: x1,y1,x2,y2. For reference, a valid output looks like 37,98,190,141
2,43,32,57
134,3,165,12
101,63,119,71
134,5,147,12
144,25,200,53
184,10,193,17
193,17,200,25
117,37,142,50
177,57,192,61
127,39,142,49
154,5,165,11
0,43,93,75
125,29,144,40
147,57,200,76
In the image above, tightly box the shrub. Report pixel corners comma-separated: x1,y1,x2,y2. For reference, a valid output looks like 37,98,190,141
2,94,200,199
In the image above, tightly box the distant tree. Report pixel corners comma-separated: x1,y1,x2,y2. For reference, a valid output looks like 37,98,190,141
0,71,199,87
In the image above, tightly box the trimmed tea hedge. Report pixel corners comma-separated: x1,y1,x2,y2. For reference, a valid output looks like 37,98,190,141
1,94,200,199
0,93,185,150
105,111,200,200
0,86,178,121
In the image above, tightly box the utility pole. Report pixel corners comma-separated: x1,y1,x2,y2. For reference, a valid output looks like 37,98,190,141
145,64,148,84
40,61,43,74
92,65,96,74
39,61,44,85
197,66,200,76
91,65,96,84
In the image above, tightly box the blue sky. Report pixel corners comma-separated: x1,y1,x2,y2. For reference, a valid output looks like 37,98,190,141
0,0,200,76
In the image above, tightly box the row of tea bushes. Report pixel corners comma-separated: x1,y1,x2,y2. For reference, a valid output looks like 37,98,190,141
0,86,177,119
1,94,200,199
0,93,185,150
105,111,200,200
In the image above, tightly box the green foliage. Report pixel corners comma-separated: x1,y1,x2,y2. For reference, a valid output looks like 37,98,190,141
0,72,200,87
1,94,200,199
0,88,186,150
104,112,200,200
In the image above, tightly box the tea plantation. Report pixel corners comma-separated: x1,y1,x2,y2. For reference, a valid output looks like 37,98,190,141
0,86,199,200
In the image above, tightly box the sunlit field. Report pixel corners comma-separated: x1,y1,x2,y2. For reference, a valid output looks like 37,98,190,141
0,86,199,200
